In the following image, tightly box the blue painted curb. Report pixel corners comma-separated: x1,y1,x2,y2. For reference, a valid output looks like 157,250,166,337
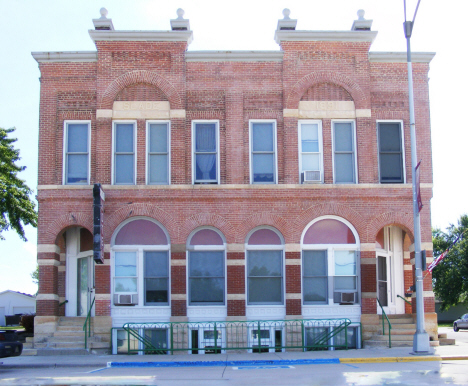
107,358,340,368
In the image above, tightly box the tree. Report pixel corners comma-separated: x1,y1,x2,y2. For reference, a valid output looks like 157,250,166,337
0,127,37,241
31,265,39,285
432,214,468,312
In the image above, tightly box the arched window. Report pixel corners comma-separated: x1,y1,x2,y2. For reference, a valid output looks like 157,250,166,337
301,217,359,306
187,228,226,306
112,218,170,306
246,227,284,305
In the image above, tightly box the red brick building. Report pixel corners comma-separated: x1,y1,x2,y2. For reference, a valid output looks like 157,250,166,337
31,9,436,354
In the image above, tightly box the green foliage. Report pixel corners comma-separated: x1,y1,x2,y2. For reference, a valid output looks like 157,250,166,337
0,127,37,241
20,313,35,333
31,265,39,285
432,215,468,312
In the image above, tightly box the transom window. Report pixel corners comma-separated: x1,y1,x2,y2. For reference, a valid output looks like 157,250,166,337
332,120,357,184
298,120,323,183
250,121,277,184
113,122,136,185
192,121,219,184
246,227,284,305
187,228,226,305
378,122,405,183
302,217,359,306
147,122,170,185
63,121,90,185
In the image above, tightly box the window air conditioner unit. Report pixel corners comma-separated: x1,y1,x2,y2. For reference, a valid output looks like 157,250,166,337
340,292,356,304
303,170,321,183
113,294,138,306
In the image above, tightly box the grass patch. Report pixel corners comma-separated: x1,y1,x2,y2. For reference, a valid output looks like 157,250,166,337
0,326,25,331
438,323,453,328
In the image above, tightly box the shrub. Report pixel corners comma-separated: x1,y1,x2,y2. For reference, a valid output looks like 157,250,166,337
20,313,35,333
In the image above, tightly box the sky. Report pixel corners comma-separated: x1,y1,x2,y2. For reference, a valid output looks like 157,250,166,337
0,0,467,296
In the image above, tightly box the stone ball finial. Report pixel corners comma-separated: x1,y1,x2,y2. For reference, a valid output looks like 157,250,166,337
176,8,185,20
100,7,108,19
357,9,365,20
282,8,291,20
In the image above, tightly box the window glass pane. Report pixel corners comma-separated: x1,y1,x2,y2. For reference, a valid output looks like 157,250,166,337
145,278,168,303
144,329,168,350
149,124,168,153
67,124,88,152
115,154,134,184
335,251,356,275
145,251,168,277
335,154,354,183
380,154,402,182
302,154,320,171
303,278,328,303
115,124,134,152
303,250,327,276
379,124,401,152
248,229,282,245
115,219,168,245
115,252,137,276
301,124,319,153
334,327,357,349
190,229,224,246
195,124,216,152
190,251,224,277
252,154,274,182
305,327,328,349
114,277,137,292
334,123,353,151
335,276,357,290
303,219,356,244
248,250,282,276
252,123,274,151
67,154,88,183
248,277,282,303
195,154,217,181
149,154,168,184
190,278,224,303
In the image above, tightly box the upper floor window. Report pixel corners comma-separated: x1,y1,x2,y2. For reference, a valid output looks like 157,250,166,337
63,121,90,185
332,120,357,184
192,121,219,184
147,121,170,185
187,228,226,306
377,122,405,183
298,120,323,183
113,122,136,185
250,121,277,184
246,227,284,305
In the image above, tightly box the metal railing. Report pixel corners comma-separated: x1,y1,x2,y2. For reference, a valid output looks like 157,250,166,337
376,298,392,348
119,318,355,355
397,294,412,306
83,297,95,350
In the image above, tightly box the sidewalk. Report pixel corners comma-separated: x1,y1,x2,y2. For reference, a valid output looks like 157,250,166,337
2,343,467,369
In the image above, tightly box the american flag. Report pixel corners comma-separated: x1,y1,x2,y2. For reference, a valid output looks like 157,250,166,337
427,232,464,273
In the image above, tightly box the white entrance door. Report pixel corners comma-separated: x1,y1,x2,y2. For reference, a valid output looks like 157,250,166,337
77,255,94,317
377,254,392,313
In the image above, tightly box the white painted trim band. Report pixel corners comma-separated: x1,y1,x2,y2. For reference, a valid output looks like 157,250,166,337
38,259,61,266
36,294,60,301
227,260,245,266
227,294,245,300
37,244,61,254
171,294,187,300
285,293,302,300
285,259,301,265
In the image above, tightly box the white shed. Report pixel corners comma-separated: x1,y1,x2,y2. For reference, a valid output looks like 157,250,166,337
0,290,36,326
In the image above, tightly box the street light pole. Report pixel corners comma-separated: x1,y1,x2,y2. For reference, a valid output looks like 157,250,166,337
403,0,430,354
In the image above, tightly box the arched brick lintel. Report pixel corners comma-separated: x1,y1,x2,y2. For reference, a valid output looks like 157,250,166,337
99,70,183,110
234,212,290,244
367,211,415,244
180,213,236,245
42,213,93,245
285,71,368,109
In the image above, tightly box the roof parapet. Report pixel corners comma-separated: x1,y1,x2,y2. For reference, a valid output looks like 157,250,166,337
92,7,114,31
351,9,373,31
277,9,297,31
170,8,190,31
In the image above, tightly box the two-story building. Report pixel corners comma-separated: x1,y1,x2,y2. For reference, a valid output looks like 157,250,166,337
31,8,437,354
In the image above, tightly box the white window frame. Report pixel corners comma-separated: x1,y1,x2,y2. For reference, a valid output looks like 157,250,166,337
376,120,406,184
186,227,226,306
331,119,358,184
112,120,137,185
249,120,278,184
245,226,285,306
191,120,220,184
301,216,360,307
111,217,171,308
146,120,171,185
62,120,91,185
298,120,323,183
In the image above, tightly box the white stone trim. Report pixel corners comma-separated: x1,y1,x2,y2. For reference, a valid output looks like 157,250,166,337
97,109,113,118
104,244,111,253
89,30,193,45
369,52,435,63
283,109,299,118
32,51,97,62
170,259,186,266
227,260,245,266
36,294,60,301
227,244,244,252
37,244,60,254
361,292,377,298
285,293,302,299
275,30,378,44
227,294,245,300
302,305,361,319
170,109,186,118
95,294,111,300
38,259,60,266
361,258,377,265
411,291,435,298
356,109,372,117
171,294,187,300
285,259,301,265
404,264,412,271
58,266,66,272
409,242,433,252
360,243,375,252
410,256,434,265
186,51,283,62
285,244,300,252
60,253,66,262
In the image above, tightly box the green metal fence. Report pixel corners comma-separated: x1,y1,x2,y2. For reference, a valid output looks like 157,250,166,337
118,318,357,355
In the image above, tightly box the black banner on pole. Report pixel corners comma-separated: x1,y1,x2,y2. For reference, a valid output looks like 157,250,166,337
93,183,105,264
415,161,423,213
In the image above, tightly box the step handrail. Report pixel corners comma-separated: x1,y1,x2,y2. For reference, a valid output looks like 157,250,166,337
83,297,95,350
397,294,412,306
376,297,392,348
